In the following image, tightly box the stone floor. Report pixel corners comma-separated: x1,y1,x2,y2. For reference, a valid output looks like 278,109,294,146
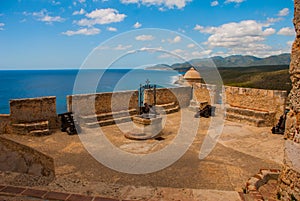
0,184,242,201
0,108,284,200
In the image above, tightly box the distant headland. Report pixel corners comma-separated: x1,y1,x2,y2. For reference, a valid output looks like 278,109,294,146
145,53,291,72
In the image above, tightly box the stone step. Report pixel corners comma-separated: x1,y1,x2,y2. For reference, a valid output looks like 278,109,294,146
164,105,180,114
85,116,134,128
155,104,179,114
226,113,267,127
155,102,177,110
226,106,275,119
11,121,49,135
79,109,137,123
29,129,50,136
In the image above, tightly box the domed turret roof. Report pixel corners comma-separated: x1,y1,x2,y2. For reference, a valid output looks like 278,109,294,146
183,67,202,80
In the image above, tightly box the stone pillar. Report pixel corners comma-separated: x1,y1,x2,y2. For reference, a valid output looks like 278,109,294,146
278,0,300,199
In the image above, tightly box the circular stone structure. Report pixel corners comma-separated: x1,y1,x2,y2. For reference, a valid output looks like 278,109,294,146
183,67,204,85
124,115,163,140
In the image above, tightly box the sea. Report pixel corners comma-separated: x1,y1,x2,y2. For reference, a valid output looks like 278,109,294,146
0,69,181,114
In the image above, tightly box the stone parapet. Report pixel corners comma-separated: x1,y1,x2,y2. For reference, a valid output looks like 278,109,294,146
0,136,55,183
67,90,139,116
225,86,287,123
10,96,58,130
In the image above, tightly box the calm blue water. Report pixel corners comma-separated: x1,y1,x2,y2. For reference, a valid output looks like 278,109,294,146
0,69,180,114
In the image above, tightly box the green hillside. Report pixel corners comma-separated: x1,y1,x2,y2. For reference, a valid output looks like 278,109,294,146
217,65,292,92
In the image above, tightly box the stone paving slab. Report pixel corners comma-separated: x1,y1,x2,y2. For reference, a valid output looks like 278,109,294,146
66,194,94,201
21,188,48,198
0,184,243,201
43,191,70,200
1,186,26,194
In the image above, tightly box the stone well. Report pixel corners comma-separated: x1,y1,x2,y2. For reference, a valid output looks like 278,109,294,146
124,115,163,140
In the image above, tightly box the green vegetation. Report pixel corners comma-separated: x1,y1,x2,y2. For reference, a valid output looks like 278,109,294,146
147,54,292,92
218,65,292,92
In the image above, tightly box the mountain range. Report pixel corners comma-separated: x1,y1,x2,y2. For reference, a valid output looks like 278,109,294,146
147,53,291,71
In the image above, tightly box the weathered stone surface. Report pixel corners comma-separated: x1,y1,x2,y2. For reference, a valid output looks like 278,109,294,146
285,140,300,174
225,105,276,127
10,96,58,130
225,86,287,122
278,0,300,200
144,86,192,108
193,84,215,104
0,136,55,182
68,91,138,116
0,114,10,134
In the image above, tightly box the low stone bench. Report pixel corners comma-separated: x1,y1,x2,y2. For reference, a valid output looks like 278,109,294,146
155,102,179,114
226,105,276,127
78,109,137,128
11,121,50,136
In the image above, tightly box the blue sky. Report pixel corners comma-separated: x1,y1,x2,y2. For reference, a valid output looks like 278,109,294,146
0,0,295,69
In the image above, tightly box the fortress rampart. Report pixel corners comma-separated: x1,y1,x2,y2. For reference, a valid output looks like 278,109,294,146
0,85,287,135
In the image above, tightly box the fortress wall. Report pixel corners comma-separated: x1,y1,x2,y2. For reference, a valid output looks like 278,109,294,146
225,86,287,120
0,114,10,134
10,96,58,129
193,84,217,104
144,86,192,108
278,0,300,199
0,136,55,181
67,90,139,116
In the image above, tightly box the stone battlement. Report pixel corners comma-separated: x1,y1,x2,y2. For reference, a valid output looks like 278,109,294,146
224,86,287,121
0,85,288,135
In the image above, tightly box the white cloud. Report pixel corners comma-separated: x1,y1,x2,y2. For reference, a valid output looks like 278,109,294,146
158,48,212,60
133,22,142,28
287,41,293,49
191,50,212,57
114,44,132,50
167,36,182,43
195,20,276,47
225,0,245,4
51,1,61,5
0,23,4,31
78,0,86,3
278,8,289,16
135,34,154,41
120,0,192,9
76,8,126,26
266,17,283,24
211,1,219,6
107,26,117,32
263,28,276,36
173,48,184,54
194,24,217,34
40,15,64,23
194,20,280,57
278,27,295,36
187,43,195,48
31,9,64,24
120,0,139,3
178,28,186,33
73,8,85,15
62,27,100,36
